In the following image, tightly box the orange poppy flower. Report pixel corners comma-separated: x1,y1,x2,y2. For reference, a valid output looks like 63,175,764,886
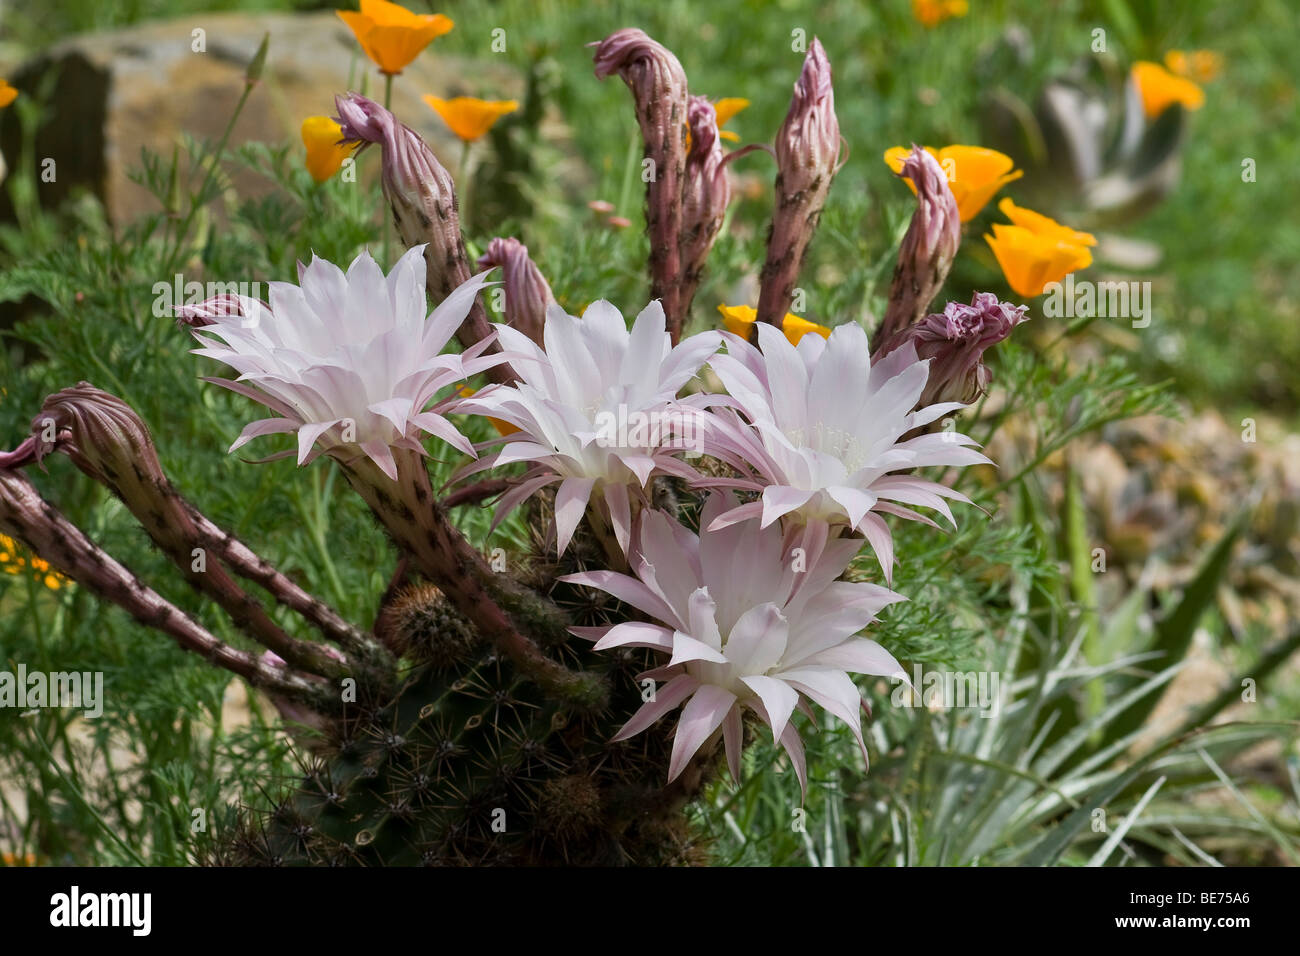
1163,49,1222,85
454,385,518,436
1131,61,1205,119
984,227,1093,299
912,0,969,27
301,116,354,183
713,97,749,142
997,198,1096,248
0,80,17,109
717,304,831,345
884,144,1023,222
337,0,453,76
422,96,518,142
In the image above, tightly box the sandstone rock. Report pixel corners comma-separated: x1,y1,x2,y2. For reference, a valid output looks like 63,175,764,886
0,11,523,223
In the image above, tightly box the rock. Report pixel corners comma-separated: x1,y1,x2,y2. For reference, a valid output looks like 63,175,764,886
0,11,523,223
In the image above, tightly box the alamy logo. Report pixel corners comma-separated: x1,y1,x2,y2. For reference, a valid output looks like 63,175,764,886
891,665,1001,717
1041,273,1152,328
0,664,103,718
152,274,263,322
50,886,151,936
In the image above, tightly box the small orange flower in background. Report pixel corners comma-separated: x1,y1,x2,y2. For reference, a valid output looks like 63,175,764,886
885,144,1023,222
1164,49,1222,84
337,0,453,76
0,79,18,109
1,851,38,867
423,96,518,142
912,0,969,28
301,116,354,183
717,304,831,346
984,201,1095,298
1,533,70,591
713,97,749,142
1131,60,1205,119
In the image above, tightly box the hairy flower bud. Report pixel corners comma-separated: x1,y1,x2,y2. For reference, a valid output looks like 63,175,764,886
334,92,511,381
874,292,1028,407
878,145,963,343
476,237,554,347
757,37,841,330
592,29,690,339
680,96,731,318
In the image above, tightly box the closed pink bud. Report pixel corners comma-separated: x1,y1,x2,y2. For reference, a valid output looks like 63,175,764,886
476,237,555,347
757,37,841,330
680,95,731,318
878,145,963,343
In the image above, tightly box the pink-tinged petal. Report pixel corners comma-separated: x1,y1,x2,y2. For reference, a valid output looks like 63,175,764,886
705,499,765,531
722,707,744,783
668,631,729,667
367,396,414,433
359,438,398,480
494,440,558,468
723,602,789,675
779,719,808,798
776,667,869,764
617,453,658,487
825,484,877,529
409,411,477,458
686,587,723,650
799,638,907,679
603,481,632,555
554,476,596,555
590,621,675,652
668,684,737,783
229,417,299,453
858,512,895,584
201,376,298,419
740,674,800,743
558,570,679,625
611,674,700,742
760,485,814,528
487,473,559,529
296,421,337,465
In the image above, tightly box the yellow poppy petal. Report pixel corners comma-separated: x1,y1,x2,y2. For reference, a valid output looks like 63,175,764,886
301,116,353,183
912,0,969,27
1164,49,1222,84
997,198,1096,247
423,96,518,142
780,314,831,345
1132,61,1205,119
885,144,1021,221
985,225,1092,298
338,3,453,75
717,303,758,338
713,97,750,127
0,80,17,109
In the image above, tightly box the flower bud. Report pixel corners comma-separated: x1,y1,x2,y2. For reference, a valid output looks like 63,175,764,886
476,237,554,347
680,95,730,318
592,29,690,338
878,144,963,343
874,292,1027,407
757,37,841,329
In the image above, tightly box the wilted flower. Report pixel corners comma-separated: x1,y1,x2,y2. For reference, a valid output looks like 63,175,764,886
717,304,830,346
422,96,519,142
985,199,1095,298
757,38,841,328
878,145,963,344
337,0,453,76
561,495,906,789
452,300,721,554
301,116,353,183
874,292,1028,407
702,322,990,582
884,144,1023,222
476,237,555,347
592,29,690,337
912,0,969,27
191,245,504,480
1131,60,1206,118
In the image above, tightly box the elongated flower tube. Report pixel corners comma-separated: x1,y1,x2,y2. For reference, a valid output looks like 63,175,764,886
561,494,907,790
756,37,841,329
592,29,690,339
679,95,731,320
452,300,721,556
192,245,504,482
877,145,963,345
874,292,1028,407
476,237,554,347
702,322,991,583
334,93,510,380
